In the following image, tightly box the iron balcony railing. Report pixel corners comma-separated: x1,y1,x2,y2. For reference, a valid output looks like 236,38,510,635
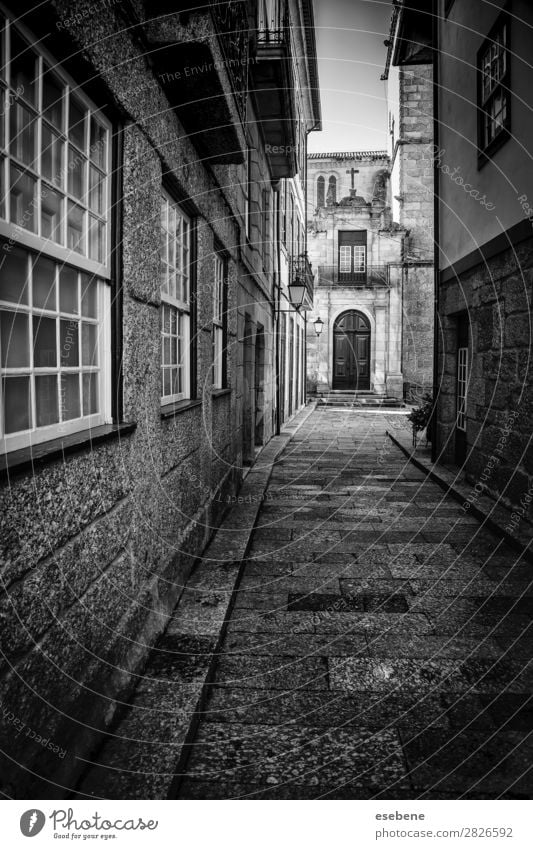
257,0,289,44
317,265,389,287
291,253,315,294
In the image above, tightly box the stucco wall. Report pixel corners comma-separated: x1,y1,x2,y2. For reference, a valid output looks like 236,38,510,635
438,0,533,268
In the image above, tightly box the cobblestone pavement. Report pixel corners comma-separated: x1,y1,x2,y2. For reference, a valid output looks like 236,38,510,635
177,409,533,799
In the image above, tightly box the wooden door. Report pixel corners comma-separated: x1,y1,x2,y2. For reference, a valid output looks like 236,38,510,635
333,311,371,390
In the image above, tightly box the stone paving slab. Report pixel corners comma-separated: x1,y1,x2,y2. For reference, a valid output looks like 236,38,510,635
78,408,533,800
182,722,408,789
222,632,369,657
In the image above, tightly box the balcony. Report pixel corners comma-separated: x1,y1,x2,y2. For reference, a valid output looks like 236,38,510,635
317,266,389,287
250,0,298,178
291,253,315,310
141,1,248,164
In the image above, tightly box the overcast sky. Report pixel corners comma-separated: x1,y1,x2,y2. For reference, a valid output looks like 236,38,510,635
309,0,394,154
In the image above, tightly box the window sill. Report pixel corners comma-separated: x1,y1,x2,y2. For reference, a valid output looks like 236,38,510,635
477,128,510,169
160,398,202,419
0,422,137,480
212,387,231,398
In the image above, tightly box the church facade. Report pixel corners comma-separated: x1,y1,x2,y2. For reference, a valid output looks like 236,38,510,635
307,42,435,402
307,152,407,399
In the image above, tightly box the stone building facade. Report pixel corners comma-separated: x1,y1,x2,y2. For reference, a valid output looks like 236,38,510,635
306,11,434,403
0,0,319,796
306,152,406,398
423,0,533,517
384,25,434,400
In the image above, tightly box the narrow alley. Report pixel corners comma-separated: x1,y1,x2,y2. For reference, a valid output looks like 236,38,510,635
80,409,533,800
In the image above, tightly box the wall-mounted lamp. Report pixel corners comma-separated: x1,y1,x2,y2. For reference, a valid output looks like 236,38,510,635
288,280,306,309
313,316,324,336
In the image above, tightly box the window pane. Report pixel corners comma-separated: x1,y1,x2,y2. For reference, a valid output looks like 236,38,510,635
60,372,80,420
0,244,29,303
172,367,181,396
60,319,79,367
59,265,78,314
10,31,37,105
35,374,58,426
3,375,31,432
82,322,97,366
33,314,56,367
90,118,106,167
162,368,171,397
82,372,98,415
10,165,36,231
88,216,104,262
81,276,97,317
67,146,85,200
67,201,84,254
42,69,63,130
68,94,86,149
41,125,63,187
9,102,37,167
32,256,56,310
0,309,29,366
41,186,62,243
88,165,104,214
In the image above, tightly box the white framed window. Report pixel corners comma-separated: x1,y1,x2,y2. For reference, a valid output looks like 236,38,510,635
339,244,366,275
339,245,351,273
0,14,111,273
0,12,112,453
457,346,468,432
354,245,366,272
212,253,227,389
160,191,191,403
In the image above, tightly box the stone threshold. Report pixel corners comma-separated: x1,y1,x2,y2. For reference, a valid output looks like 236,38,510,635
75,401,317,801
387,430,533,566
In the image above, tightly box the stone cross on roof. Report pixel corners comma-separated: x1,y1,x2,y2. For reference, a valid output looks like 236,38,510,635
346,167,359,191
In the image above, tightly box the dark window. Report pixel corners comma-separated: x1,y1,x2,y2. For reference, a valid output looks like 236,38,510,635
327,175,337,205
478,13,510,160
338,230,367,281
316,176,325,207
444,0,456,17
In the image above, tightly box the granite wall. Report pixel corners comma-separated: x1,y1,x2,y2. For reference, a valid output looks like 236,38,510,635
435,237,533,519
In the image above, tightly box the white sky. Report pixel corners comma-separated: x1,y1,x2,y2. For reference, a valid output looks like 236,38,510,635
309,0,395,153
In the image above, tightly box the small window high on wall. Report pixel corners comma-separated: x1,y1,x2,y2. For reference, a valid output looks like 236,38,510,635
316,176,325,207
327,176,337,205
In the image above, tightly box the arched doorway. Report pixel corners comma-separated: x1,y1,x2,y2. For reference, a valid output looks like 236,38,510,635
332,311,371,390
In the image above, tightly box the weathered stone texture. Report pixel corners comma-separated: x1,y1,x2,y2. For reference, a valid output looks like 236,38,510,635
436,236,533,518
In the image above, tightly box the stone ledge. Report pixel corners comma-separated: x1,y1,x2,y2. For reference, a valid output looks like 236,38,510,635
0,423,137,481
387,430,533,565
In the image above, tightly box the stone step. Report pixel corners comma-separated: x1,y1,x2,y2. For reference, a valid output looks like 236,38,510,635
316,393,405,409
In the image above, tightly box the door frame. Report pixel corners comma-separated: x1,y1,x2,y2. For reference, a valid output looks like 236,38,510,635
328,306,375,391
332,309,372,390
